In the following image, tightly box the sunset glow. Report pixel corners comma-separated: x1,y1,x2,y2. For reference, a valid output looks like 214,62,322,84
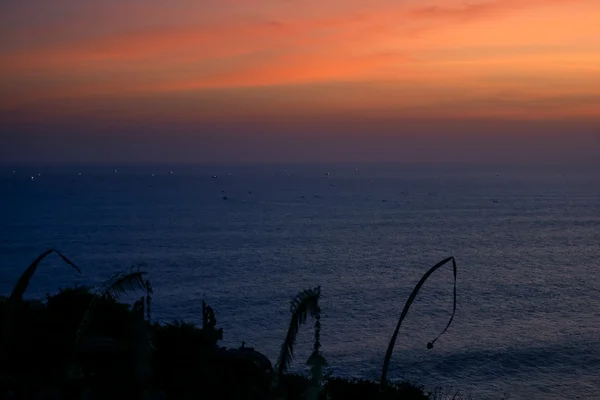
1,0,599,163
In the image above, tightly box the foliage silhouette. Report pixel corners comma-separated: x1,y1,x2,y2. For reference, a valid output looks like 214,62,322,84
1,249,80,361
75,265,149,350
1,251,461,399
274,286,322,392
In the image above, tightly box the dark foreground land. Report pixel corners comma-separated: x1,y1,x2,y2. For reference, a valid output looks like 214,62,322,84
1,251,459,400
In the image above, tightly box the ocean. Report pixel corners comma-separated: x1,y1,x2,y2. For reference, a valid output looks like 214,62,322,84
1,163,599,399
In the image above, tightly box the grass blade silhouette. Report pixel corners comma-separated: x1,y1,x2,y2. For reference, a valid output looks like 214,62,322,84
9,249,80,301
380,256,458,387
2,249,81,362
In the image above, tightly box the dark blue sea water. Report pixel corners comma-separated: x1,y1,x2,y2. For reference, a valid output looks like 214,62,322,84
1,163,599,399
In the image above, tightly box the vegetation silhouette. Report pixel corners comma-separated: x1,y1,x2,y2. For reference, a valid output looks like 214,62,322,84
0,249,461,399
273,286,326,400
2,248,80,361
381,256,458,388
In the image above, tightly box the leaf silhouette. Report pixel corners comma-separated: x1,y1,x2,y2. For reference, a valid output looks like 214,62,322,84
275,286,321,385
101,271,146,300
9,249,80,302
75,268,149,350
2,249,80,358
380,256,458,387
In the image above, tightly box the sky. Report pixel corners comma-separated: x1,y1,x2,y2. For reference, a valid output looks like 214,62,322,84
1,0,599,164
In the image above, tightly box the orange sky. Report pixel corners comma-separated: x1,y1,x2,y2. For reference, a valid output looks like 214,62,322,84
1,0,599,163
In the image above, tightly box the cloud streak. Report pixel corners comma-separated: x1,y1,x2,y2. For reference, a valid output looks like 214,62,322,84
1,0,599,121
